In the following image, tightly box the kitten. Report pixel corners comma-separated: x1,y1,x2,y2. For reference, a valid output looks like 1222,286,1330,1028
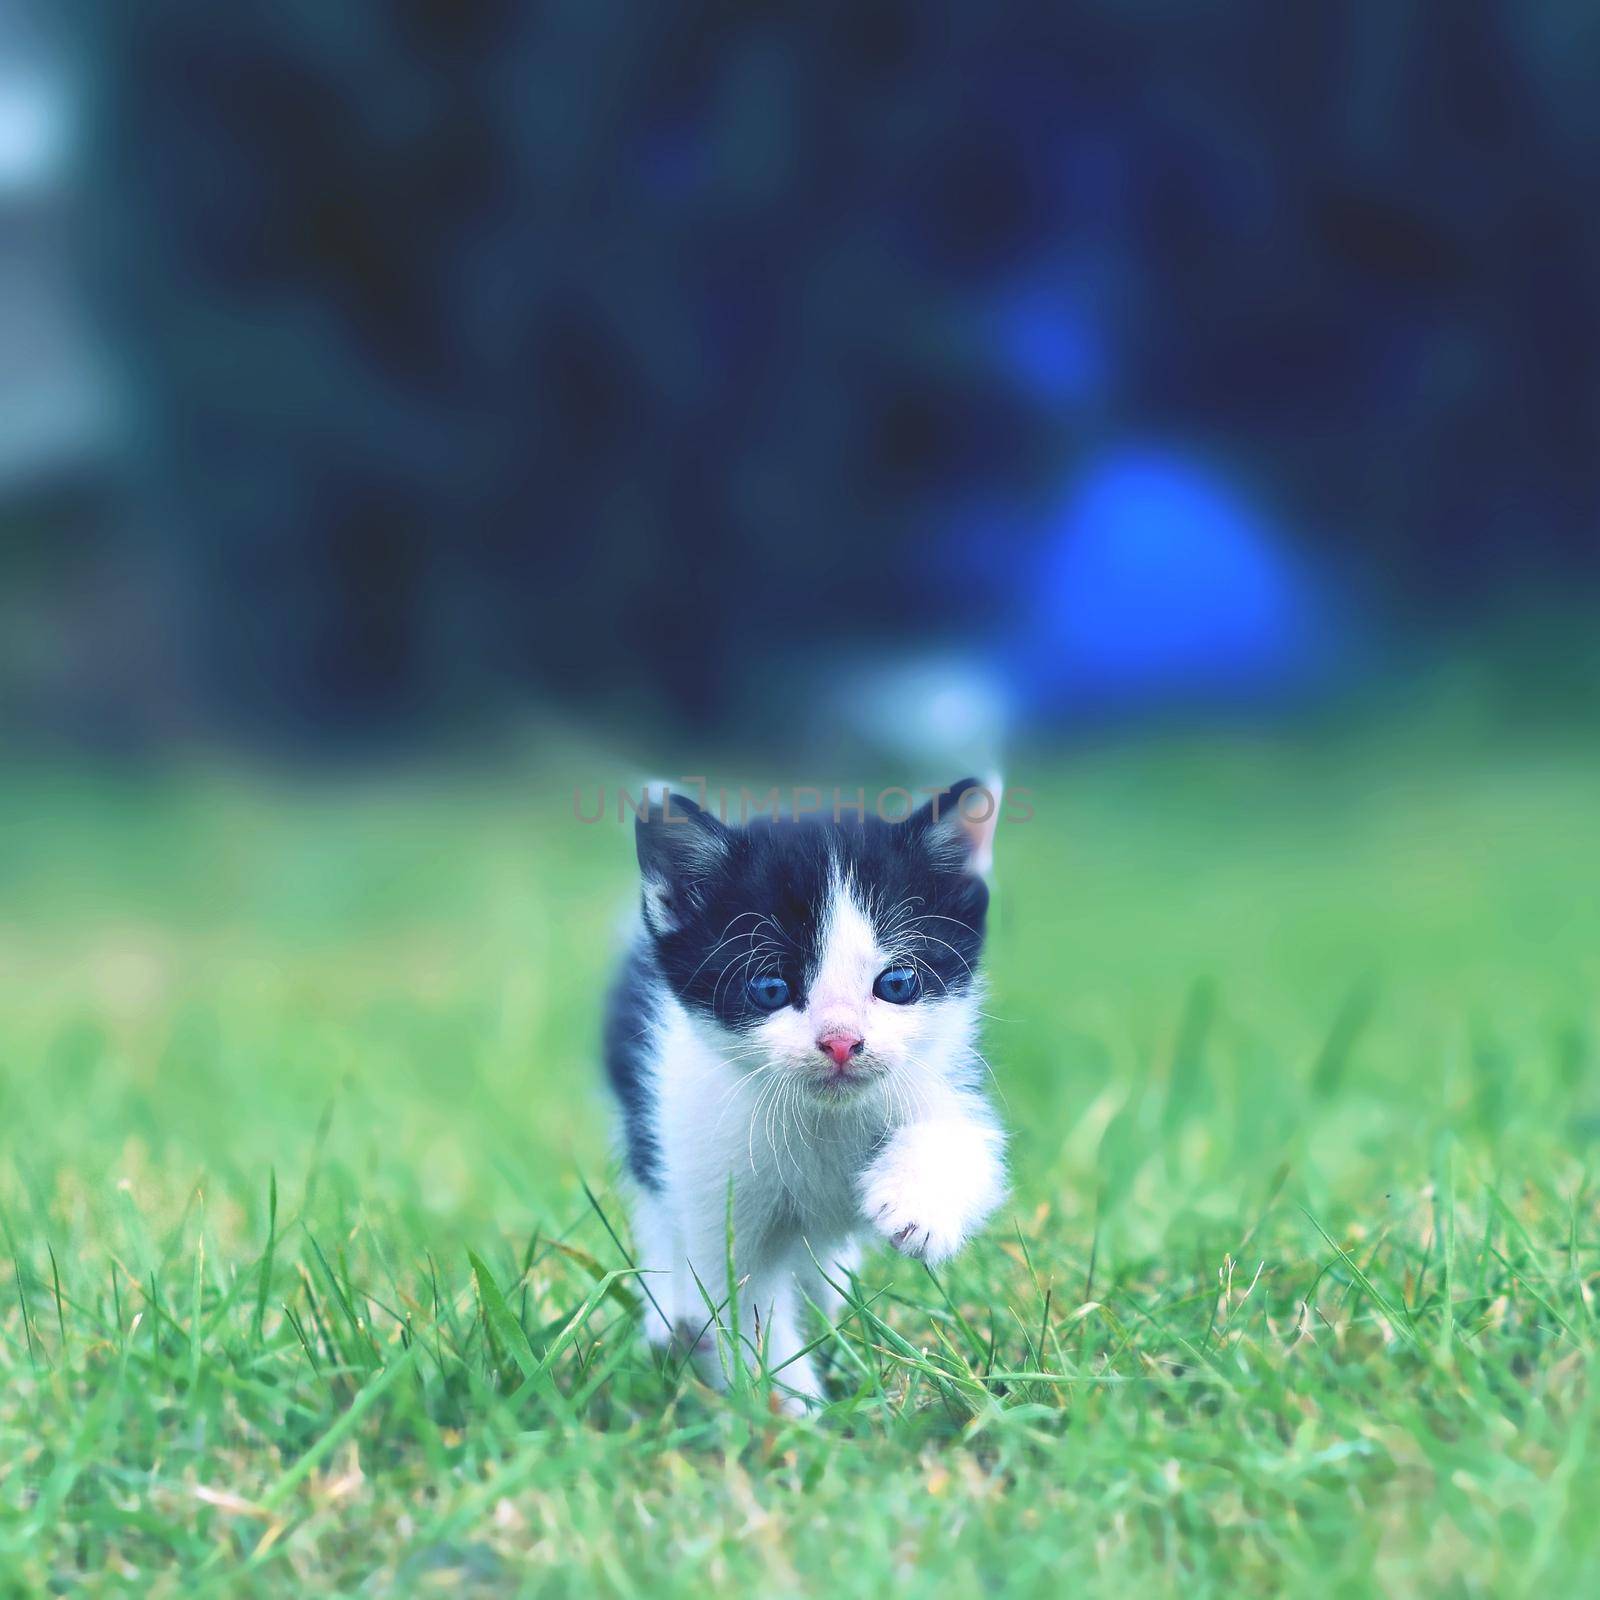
604,777,1006,1406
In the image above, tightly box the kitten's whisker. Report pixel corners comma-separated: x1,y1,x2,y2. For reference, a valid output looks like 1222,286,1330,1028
905,930,975,979
711,946,766,1010
681,912,770,988
778,1076,807,1187
907,911,980,940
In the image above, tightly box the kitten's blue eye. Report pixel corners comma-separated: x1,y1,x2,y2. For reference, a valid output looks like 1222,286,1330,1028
873,967,920,1005
746,974,791,1011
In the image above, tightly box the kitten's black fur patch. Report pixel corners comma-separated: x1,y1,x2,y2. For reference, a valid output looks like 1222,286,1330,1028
604,783,991,1194
603,942,666,1191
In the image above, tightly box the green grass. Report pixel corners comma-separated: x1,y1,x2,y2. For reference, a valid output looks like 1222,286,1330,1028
2,719,1599,1596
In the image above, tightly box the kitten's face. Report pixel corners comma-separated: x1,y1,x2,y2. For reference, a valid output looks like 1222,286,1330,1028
637,782,996,1102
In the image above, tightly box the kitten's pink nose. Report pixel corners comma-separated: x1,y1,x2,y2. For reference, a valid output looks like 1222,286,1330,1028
817,1030,864,1068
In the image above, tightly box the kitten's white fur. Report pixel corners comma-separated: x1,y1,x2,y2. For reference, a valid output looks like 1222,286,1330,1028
630,862,1005,1407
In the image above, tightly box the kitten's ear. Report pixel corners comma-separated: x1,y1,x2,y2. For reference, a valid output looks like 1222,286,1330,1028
908,775,1002,876
635,788,731,933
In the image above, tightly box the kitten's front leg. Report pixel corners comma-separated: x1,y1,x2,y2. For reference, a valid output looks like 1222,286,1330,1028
629,1192,681,1350
858,1109,1006,1266
676,1237,823,1411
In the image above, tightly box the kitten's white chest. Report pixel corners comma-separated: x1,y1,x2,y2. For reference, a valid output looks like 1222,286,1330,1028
654,1003,882,1249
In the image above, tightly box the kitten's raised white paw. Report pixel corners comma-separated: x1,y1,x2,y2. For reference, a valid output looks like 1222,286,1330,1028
858,1118,1006,1267
861,1175,967,1264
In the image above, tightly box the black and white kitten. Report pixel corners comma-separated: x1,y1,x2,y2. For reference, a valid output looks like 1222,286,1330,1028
604,778,1006,1405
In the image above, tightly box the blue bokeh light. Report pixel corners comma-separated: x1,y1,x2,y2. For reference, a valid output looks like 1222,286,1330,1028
1016,447,1322,712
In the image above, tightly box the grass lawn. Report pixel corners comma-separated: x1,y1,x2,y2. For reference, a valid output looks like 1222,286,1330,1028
2,715,1599,1595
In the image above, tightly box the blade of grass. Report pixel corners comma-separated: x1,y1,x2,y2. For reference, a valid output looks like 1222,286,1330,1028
253,1169,277,1346
1302,1207,1423,1353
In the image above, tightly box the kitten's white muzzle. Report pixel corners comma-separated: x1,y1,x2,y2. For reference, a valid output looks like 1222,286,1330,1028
800,1050,888,1102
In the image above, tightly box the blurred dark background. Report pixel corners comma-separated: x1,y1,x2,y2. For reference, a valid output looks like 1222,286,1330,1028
3,0,1598,759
